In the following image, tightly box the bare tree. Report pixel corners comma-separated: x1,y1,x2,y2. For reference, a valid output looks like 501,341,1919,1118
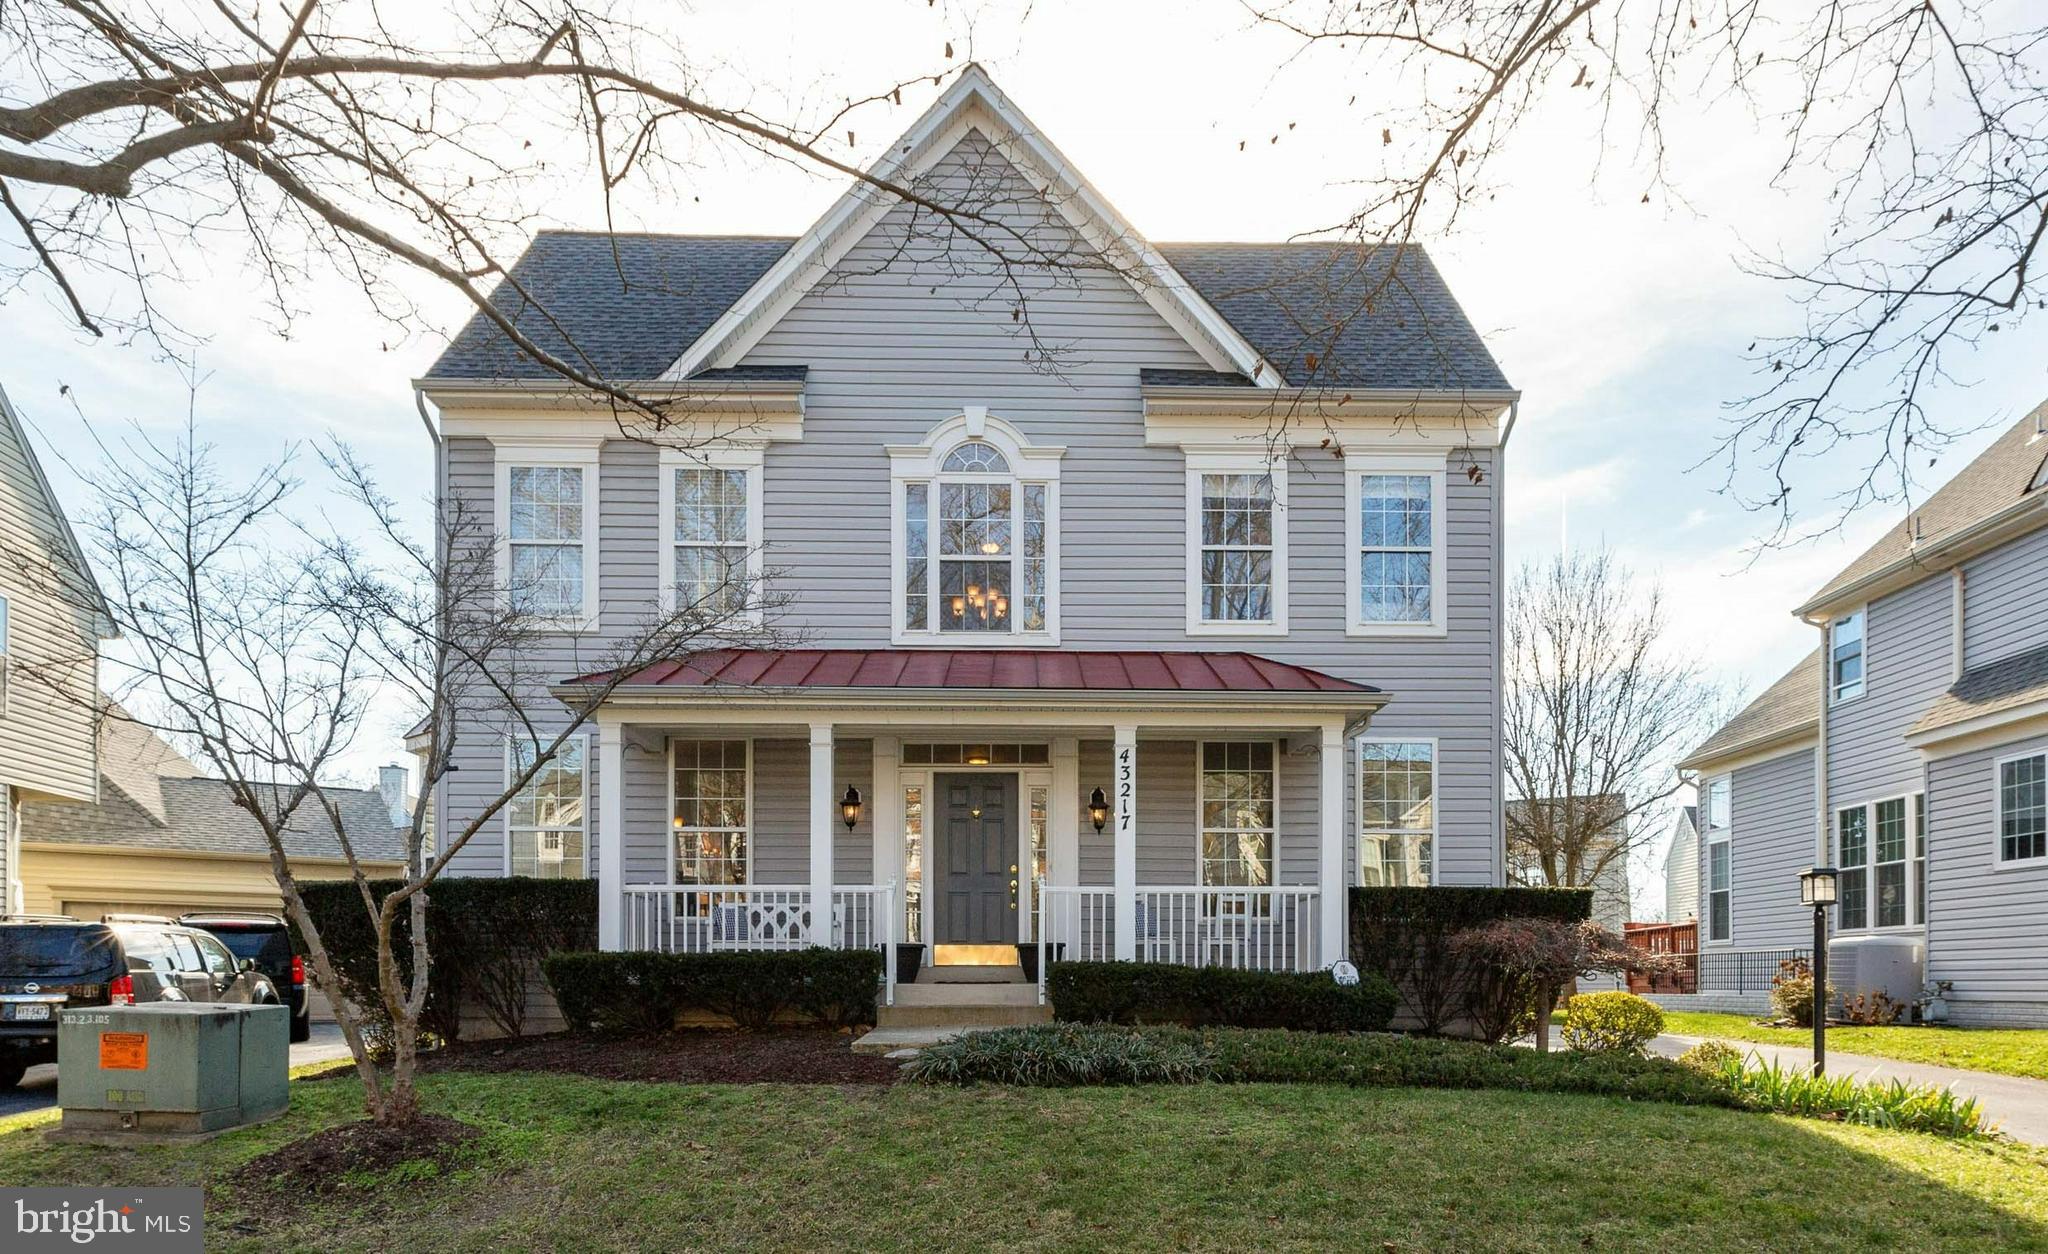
0,3,1144,430
1250,0,2048,538
1502,549,1725,915
16,416,786,1126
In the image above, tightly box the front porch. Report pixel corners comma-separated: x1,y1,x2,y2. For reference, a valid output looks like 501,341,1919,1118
570,649,1383,1006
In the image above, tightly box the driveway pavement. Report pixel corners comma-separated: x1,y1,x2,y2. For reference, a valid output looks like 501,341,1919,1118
0,1020,351,1120
1655,1033,2048,1145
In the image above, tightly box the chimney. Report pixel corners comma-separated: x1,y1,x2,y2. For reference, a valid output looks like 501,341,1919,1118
378,764,409,827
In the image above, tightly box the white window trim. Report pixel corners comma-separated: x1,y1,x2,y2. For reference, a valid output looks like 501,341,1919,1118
1702,775,1731,836
492,439,601,633
503,733,591,879
665,737,754,886
1992,749,2048,871
1195,739,1282,888
1355,735,1438,888
1829,608,1867,704
1704,826,1733,945
888,409,1064,646
0,592,11,719
1833,793,1927,930
1344,453,1449,638
656,445,766,623
1183,453,1288,637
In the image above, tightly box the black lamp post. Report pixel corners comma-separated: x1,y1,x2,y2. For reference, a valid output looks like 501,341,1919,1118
1798,865,1839,1075
1087,788,1109,833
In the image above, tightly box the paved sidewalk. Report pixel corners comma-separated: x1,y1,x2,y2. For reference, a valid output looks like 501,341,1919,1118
1655,1032,2048,1145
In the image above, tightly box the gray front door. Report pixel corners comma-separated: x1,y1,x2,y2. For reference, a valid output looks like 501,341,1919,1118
937,773,1017,944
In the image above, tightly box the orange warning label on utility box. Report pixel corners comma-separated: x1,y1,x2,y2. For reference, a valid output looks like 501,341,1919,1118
99,1031,148,1071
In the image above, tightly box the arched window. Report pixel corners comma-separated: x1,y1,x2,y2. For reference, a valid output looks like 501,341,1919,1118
892,412,1063,643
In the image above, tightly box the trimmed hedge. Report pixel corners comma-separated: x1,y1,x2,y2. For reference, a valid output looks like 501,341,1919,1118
1046,961,1398,1032
542,948,884,1034
906,1023,1743,1108
1348,886,1592,1036
296,877,596,1042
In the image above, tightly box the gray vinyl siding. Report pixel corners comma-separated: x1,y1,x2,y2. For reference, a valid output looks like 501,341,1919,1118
0,410,99,807
1704,748,1815,951
1925,731,2048,1025
1827,574,1948,811
434,130,1501,891
1961,525,2048,669
1663,817,1699,923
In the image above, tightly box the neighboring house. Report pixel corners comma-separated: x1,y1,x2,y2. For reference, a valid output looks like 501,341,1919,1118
1504,795,1632,933
1661,805,1699,924
19,716,410,919
414,66,1517,984
0,386,112,916
1681,402,2048,1026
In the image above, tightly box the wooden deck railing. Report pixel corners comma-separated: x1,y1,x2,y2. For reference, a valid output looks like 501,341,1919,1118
1622,921,1698,994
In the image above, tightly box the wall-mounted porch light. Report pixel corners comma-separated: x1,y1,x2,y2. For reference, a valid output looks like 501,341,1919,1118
840,784,863,830
1088,787,1109,833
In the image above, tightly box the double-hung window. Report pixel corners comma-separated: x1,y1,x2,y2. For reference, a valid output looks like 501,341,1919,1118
1346,456,1447,636
1359,740,1436,887
497,444,599,626
1703,775,1730,941
671,739,750,885
659,448,763,620
1998,752,2047,865
893,414,1062,644
1835,793,1926,929
1186,459,1287,633
507,737,587,879
1199,741,1275,889
1830,610,1865,702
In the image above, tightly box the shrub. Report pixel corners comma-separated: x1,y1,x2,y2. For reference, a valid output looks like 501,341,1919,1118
1349,887,1592,1035
1769,957,1837,1027
908,1023,1743,1109
903,1023,1211,1086
1678,1040,1743,1073
1045,962,1398,1032
541,948,883,1033
1711,1056,1985,1138
1559,991,1665,1055
1840,990,1907,1026
297,877,596,1041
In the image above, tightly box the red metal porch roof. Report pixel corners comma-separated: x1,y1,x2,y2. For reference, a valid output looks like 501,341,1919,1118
573,649,1377,695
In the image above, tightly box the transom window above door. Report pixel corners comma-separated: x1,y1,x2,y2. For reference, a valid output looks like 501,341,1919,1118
892,411,1064,645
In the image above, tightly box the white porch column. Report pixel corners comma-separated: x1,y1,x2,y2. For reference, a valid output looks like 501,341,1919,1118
809,722,836,945
872,735,902,894
1318,720,1347,967
1050,737,1080,889
1112,723,1138,961
597,718,625,951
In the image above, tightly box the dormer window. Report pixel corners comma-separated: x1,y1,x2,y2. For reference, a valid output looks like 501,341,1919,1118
891,411,1063,645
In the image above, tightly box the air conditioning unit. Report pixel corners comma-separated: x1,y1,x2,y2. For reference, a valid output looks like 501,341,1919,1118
48,1003,288,1144
1828,934,1924,1016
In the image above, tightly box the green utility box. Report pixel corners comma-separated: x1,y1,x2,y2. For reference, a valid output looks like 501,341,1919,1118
49,1003,289,1143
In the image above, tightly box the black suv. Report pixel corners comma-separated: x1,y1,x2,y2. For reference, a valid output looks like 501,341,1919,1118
177,913,311,1043
0,915,282,1089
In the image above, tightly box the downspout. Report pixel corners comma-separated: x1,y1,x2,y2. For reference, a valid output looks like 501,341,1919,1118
1951,568,1966,683
1807,615,1830,865
1493,398,1516,887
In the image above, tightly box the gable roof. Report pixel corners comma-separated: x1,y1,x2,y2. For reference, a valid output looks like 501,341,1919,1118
21,717,408,863
1910,641,2048,740
1800,401,2048,613
422,69,1510,395
0,384,114,635
1680,649,1821,771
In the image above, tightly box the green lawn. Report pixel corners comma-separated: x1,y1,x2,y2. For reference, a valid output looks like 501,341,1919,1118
1661,1011,2048,1080
5,1071,2047,1250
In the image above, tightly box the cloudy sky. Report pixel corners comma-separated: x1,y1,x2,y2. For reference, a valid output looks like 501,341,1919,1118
3,1,2042,912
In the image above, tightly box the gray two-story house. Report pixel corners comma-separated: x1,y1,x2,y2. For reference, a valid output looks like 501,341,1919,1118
414,67,1516,994
1682,403,2048,1026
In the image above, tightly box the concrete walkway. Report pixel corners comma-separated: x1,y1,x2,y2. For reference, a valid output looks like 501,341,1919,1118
1654,1032,2048,1145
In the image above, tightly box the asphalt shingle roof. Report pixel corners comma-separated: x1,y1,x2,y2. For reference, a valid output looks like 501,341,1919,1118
1912,642,2048,737
1808,403,2048,605
425,233,1511,393
1681,649,1821,769
22,718,408,864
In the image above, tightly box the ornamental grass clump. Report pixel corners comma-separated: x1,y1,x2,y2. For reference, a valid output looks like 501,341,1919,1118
901,1023,1211,1087
1712,1056,1987,1139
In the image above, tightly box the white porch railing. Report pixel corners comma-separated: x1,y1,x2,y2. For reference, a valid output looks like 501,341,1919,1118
1035,882,1321,1003
621,883,898,1006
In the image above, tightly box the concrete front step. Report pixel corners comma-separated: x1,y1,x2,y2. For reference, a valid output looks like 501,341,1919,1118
877,1002,1050,1029
894,982,1040,1007
925,964,1027,985
852,1026,972,1056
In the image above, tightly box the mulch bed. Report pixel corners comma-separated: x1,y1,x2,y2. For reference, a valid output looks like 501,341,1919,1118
234,1113,481,1196
418,1027,904,1085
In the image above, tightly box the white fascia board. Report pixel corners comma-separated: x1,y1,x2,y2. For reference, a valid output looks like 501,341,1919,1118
1676,726,1819,777
1793,496,2048,621
660,65,1274,384
1908,700,2048,755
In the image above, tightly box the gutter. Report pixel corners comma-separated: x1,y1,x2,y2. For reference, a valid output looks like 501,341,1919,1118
1675,720,1819,775
1793,494,2046,619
